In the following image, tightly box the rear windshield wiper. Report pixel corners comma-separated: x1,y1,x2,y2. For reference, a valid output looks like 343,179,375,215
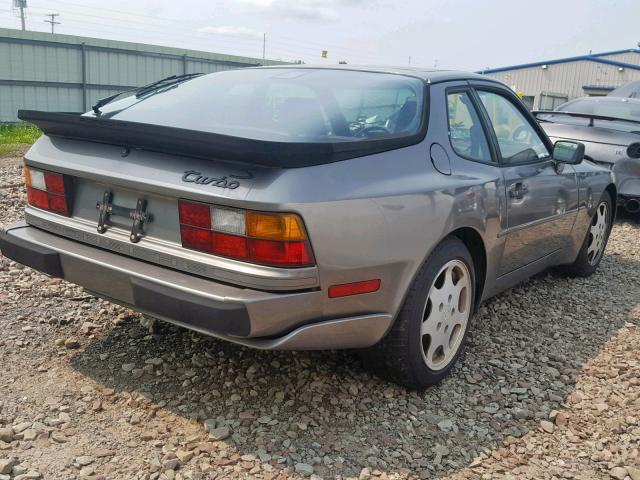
92,73,203,115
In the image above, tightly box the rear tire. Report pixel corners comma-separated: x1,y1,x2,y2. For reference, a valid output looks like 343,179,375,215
361,237,475,389
562,191,613,277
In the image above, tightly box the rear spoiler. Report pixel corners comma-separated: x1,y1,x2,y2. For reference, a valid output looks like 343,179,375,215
532,110,640,127
18,110,423,169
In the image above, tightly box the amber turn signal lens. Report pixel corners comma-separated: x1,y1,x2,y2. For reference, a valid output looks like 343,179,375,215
24,166,32,187
246,212,306,241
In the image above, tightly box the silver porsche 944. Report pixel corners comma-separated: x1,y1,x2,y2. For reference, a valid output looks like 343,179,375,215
0,66,616,388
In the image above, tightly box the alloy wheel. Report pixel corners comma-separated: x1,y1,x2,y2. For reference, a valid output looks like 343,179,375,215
587,202,608,266
420,259,472,371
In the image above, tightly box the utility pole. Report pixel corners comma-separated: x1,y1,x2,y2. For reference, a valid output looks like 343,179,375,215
408,56,411,66
13,0,27,31
262,33,266,61
44,13,60,34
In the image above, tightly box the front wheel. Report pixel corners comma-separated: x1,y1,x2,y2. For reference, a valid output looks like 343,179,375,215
361,237,475,389
562,191,613,277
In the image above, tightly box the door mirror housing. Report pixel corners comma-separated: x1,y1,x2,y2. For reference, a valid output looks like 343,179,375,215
553,140,585,164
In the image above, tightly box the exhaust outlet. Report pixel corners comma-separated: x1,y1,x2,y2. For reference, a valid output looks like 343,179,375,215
625,198,640,214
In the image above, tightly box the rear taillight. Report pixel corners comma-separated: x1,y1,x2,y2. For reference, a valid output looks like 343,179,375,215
24,166,73,216
178,200,315,267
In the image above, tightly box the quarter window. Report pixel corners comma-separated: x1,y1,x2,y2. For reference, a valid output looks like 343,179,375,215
477,91,550,164
446,91,493,163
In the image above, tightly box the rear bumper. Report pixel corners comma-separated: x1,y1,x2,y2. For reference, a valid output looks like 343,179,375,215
0,221,391,349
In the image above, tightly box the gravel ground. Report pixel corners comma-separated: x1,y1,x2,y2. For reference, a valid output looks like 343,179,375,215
1,155,639,480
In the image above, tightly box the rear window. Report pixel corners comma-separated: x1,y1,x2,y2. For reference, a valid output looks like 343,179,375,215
557,98,640,122
99,68,425,144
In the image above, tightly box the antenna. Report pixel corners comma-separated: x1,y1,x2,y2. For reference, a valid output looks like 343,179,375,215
13,0,27,31
44,13,60,34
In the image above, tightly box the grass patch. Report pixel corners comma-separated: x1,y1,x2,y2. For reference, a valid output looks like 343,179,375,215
0,124,41,156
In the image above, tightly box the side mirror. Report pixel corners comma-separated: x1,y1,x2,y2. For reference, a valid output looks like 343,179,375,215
553,140,585,165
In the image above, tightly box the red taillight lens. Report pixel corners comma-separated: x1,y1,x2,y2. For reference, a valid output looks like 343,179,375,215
179,200,211,229
44,171,66,195
212,232,248,259
47,193,71,216
248,238,313,267
180,226,213,252
178,200,315,267
25,167,72,217
26,187,49,209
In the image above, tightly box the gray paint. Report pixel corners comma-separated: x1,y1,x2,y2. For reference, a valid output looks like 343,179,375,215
0,27,288,122
2,68,614,350
540,119,640,199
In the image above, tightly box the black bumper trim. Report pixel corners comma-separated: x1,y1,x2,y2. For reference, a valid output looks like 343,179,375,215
0,226,64,278
131,278,251,337
1,224,251,338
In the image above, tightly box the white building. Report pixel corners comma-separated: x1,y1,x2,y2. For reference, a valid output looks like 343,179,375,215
479,49,640,110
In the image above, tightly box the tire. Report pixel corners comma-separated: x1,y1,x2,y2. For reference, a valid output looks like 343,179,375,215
562,191,613,277
361,236,475,389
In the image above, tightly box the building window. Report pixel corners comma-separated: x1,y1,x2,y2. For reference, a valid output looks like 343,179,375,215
539,92,568,110
520,95,535,110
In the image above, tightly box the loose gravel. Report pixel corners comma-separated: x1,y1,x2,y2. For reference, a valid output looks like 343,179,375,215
1,156,639,480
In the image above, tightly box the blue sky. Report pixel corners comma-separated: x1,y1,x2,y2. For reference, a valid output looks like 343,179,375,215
1,0,639,71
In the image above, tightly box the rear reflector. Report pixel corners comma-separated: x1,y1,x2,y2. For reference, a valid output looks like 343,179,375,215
178,200,315,267
328,279,381,298
24,166,72,216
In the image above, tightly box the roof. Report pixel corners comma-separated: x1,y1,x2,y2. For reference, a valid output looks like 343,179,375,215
582,85,616,91
563,96,640,106
256,64,499,83
0,27,287,66
609,80,640,98
478,48,640,74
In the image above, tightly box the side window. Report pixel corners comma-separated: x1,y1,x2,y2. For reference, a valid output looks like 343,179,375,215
446,91,493,163
477,90,550,164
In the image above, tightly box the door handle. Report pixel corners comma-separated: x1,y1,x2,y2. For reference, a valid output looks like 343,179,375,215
508,182,528,199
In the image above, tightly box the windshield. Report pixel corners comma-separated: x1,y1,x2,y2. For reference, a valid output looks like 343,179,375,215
96,68,425,143
556,98,640,123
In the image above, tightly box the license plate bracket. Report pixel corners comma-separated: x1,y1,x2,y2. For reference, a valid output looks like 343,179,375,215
96,190,153,243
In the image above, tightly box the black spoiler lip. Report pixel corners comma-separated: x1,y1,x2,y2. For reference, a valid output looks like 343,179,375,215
17,110,424,168
532,110,640,127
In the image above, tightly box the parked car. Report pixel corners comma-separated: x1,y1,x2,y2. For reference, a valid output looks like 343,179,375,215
608,80,640,98
0,67,616,389
534,96,640,213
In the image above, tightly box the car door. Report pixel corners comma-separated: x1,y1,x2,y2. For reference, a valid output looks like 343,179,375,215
473,87,579,275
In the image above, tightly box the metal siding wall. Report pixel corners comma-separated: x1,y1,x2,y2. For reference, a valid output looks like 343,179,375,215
0,42,81,82
0,85,83,120
0,28,287,122
483,60,640,109
85,87,123,108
